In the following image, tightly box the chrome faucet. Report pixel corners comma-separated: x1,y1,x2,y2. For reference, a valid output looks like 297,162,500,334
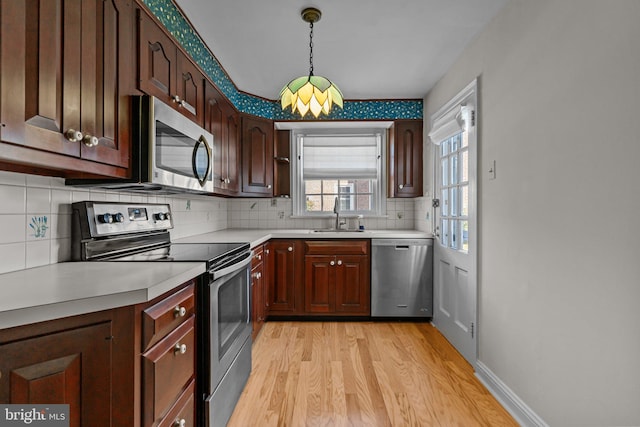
333,196,340,230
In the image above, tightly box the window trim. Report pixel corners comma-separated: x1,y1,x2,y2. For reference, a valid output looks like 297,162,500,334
291,128,388,218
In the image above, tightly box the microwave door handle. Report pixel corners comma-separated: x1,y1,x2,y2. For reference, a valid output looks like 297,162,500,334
192,135,212,187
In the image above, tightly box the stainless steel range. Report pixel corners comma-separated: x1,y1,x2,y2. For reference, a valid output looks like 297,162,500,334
71,201,252,427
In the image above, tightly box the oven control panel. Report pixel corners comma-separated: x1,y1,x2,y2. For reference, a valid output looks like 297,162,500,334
73,202,173,237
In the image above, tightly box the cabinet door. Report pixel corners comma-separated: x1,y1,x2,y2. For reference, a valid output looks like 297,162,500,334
138,9,177,107
241,115,273,195
266,240,300,314
251,261,264,340
175,51,204,126
79,0,132,168
304,255,335,313
0,321,113,427
389,120,423,198
335,255,370,314
205,82,240,195
0,0,81,157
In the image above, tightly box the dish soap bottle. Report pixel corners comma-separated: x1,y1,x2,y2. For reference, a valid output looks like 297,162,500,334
358,214,365,230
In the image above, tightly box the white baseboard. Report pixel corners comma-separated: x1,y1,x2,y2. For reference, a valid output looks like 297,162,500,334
475,361,549,427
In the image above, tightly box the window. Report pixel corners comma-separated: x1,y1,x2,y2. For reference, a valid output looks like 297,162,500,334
429,90,475,253
439,132,469,251
292,130,385,216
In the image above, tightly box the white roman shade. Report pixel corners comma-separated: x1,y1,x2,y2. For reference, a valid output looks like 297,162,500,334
428,105,473,144
302,134,379,179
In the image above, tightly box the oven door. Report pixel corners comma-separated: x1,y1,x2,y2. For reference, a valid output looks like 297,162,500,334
208,253,252,391
150,96,214,192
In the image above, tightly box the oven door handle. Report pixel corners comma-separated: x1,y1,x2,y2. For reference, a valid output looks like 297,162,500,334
211,251,253,280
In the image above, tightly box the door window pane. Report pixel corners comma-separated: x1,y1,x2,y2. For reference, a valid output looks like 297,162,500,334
461,150,468,183
441,189,449,217
450,154,459,185
441,219,449,247
461,185,469,217
441,158,449,186
451,185,458,217
461,220,469,252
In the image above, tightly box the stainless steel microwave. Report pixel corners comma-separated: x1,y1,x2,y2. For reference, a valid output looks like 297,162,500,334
67,95,214,194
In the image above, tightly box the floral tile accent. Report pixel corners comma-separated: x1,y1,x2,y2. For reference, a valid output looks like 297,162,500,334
29,216,48,239
141,0,423,121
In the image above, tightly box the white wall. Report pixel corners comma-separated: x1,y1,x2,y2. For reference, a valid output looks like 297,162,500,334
421,0,640,425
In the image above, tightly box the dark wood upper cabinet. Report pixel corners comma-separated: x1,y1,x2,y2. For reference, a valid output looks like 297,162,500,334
138,9,204,126
205,81,240,195
0,0,132,177
241,115,274,196
388,120,424,198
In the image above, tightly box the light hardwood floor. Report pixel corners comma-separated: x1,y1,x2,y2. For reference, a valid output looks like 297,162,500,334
228,321,518,427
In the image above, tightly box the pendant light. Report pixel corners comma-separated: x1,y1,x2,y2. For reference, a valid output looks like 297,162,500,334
279,7,344,118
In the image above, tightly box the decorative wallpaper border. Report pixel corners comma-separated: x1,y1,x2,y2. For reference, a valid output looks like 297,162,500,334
141,0,423,120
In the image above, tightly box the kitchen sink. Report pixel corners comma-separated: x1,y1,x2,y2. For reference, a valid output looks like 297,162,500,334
311,229,364,233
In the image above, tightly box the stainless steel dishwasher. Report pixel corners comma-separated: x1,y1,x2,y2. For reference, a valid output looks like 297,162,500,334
371,238,433,317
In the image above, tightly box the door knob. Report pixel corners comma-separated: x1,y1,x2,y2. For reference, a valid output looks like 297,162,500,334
82,134,99,147
64,129,83,143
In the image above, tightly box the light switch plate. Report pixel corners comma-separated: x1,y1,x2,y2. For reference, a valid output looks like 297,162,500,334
489,160,496,180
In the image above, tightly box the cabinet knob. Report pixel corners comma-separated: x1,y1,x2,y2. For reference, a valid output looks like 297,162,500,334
257,254,262,261
287,246,293,252
172,95,181,104
174,305,187,318
337,260,342,266
330,260,335,266
257,272,261,279
174,419,186,427
64,129,83,143
82,134,99,147
267,184,272,189
399,184,404,189
174,343,187,355
265,249,270,254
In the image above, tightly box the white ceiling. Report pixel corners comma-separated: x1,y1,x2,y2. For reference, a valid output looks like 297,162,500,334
174,0,509,101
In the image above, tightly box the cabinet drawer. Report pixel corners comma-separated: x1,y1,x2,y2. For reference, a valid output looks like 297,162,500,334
142,317,195,427
157,379,195,427
252,245,264,269
142,282,195,351
304,240,369,255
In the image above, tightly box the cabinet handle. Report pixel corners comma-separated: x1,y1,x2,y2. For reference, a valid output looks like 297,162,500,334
337,260,342,266
64,129,83,143
82,134,99,147
174,305,187,318
287,246,293,252
174,343,187,355
174,419,186,427
330,260,335,266
172,95,181,104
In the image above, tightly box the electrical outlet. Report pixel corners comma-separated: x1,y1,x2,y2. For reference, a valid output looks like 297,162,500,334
278,211,285,219
397,212,404,219
271,199,277,207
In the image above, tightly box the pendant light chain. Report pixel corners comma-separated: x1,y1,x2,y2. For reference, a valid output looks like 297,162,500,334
308,21,314,76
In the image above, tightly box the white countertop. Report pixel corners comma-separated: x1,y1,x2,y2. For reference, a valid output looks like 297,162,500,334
174,228,433,248
1,228,431,330
0,261,205,330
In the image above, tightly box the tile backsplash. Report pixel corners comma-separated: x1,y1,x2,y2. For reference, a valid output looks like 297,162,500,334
0,170,425,275
227,198,416,230
0,171,228,275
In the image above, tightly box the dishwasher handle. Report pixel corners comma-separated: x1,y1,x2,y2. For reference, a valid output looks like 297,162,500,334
395,245,410,250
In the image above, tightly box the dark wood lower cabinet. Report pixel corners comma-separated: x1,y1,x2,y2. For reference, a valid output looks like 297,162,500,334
0,308,134,427
266,240,304,315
